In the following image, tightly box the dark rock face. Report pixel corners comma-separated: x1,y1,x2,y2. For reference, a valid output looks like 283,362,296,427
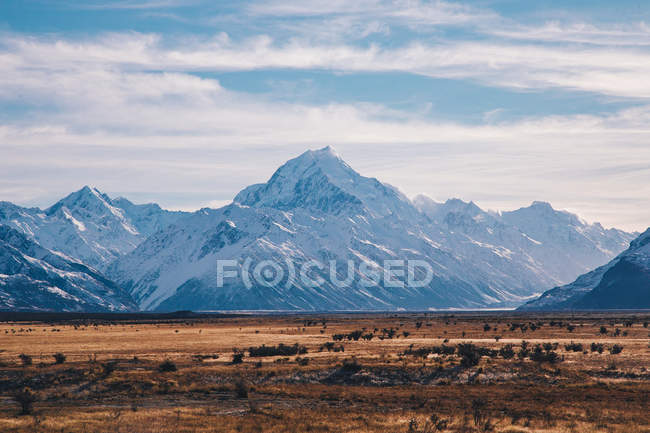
573,259,650,310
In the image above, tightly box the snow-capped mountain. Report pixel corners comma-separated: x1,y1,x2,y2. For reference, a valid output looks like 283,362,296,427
413,196,635,286
0,186,186,270
0,225,136,312
520,228,650,310
108,147,634,312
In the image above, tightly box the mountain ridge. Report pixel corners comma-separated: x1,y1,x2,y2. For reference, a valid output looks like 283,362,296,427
108,147,635,312
519,228,650,310
0,225,136,312
0,147,639,312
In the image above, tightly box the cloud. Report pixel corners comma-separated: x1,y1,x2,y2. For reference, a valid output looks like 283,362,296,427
488,21,650,46
4,31,650,99
68,0,197,10
1,34,650,231
247,0,495,27
2,20,650,231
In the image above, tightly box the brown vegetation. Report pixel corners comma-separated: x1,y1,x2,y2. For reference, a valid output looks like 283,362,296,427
0,312,649,432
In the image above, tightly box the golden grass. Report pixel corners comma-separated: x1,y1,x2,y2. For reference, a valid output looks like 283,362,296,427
0,312,648,432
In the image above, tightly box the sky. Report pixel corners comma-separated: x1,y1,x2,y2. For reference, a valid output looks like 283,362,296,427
1,1,650,232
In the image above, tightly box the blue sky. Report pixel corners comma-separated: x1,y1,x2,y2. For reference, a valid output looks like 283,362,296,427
1,0,650,231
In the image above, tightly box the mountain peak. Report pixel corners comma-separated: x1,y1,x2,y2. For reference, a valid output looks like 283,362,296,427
234,147,416,218
46,186,113,216
315,145,338,156
285,146,353,178
530,200,554,210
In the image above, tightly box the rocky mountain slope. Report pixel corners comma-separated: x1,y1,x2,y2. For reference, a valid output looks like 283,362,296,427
0,187,186,270
0,225,136,312
108,147,635,311
519,228,650,310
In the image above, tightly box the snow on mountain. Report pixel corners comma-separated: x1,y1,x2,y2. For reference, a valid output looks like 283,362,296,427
0,225,136,312
500,201,635,282
0,148,636,312
235,146,420,220
520,228,650,310
413,196,636,287
0,186,186,270
108,147,634,312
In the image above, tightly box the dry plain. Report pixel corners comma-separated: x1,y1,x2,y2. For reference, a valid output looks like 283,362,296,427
0,312,648,433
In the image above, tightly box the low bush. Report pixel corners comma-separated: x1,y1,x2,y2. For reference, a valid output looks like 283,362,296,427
159,359,177,372
403,345,455,357
591,343,604,353
340,358,362,373
234,379,248,398
19,354,32,366
564,342,583,352
248,343,307,357
231,351,244,365
499,344,515,359
14,388,37,415
457,343,482,367
530,345,560,364
609,344,624,355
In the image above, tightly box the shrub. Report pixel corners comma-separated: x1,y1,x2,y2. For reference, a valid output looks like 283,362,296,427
609,344,624,355
403,345,455,357
248,343,307,357
530,345,560,364
517,341,530,359
348,330,364,341
231,351,244,365
295,356,309,366
234,379,248,398
101,361,118,378
159,360,177,372
53,353,66,364
320,341,345,352
19,354,32,366
542,342,555,352
14,388,37,415
499,344,515,359
599,326,608,335
341,358,362,373
564,342,583,352
591,343,604,353
457,343,482,368
471,398,491,431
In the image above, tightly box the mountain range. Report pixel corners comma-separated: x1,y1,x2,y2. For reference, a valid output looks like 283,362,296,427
0,147,642,312
520,227,650,310
0,225,135,311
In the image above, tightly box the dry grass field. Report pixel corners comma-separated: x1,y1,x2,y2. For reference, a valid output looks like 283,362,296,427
0,312,648,433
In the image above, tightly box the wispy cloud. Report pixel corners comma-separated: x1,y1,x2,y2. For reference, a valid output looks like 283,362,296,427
69,0,196,10
2,1,650,231
489,21,650,46
1,30,650,230
247,0,495,26
4,32,650,98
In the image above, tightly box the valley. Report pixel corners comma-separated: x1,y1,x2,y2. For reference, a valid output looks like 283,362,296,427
1,312,648,432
